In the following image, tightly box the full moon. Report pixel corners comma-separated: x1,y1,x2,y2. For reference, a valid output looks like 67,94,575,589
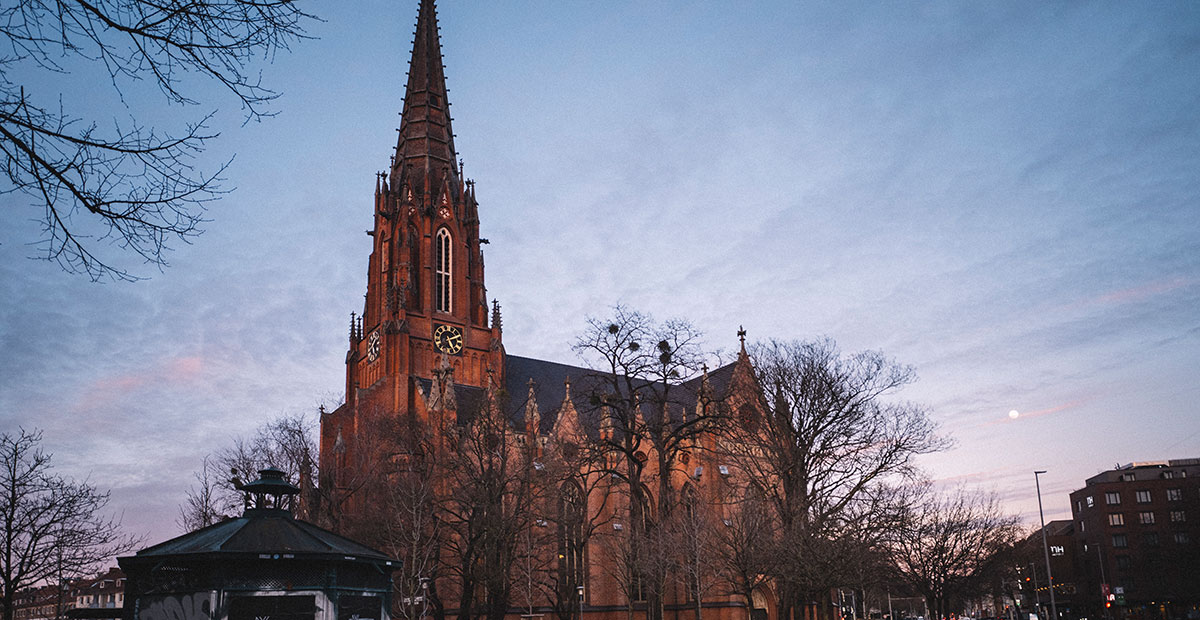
1008,409,1020,419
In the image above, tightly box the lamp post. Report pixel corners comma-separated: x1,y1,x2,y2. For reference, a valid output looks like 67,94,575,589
1034,471,1059,620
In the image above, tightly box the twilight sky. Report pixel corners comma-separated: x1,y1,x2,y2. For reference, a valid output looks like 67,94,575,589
1,1,1198,548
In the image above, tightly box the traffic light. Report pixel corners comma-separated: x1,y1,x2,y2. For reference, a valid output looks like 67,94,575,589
1106,603,1112,609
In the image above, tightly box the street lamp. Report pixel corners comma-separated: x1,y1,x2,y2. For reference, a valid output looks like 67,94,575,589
1034,471,1058,620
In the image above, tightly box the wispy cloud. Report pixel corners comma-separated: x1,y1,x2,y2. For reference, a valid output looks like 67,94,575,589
983,399,1087,427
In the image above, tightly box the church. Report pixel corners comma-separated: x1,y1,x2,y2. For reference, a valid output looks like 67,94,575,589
318,3,773,620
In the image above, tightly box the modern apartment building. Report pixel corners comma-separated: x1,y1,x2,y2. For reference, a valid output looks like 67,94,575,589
1069,459,1200,618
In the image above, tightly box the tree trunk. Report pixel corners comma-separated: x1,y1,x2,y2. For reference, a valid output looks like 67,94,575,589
3,589,15,620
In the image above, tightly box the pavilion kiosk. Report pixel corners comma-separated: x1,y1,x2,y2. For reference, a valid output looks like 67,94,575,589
119,467,396,620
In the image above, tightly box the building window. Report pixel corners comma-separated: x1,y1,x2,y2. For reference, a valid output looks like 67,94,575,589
1143,532,1159,547
1112,534,1128,548
1079,520,1086,532
1086,495,1095,507
1170,510,1186,523
434,228,452,313
1108,513,1124,526
407,226,421,309
1163,471,1175,479
1176,532,1191,544
1106,492,1121,505
1139,511,1155,525
1167,488,1182,501
1135,490,1152,503
559,481,586,603
631,494,653,602
1115,556,1131,570
1121,473,1136,482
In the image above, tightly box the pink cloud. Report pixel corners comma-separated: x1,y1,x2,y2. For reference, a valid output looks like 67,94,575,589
73,355,206,412
983,399,1086,426
1096,276,1193,305
165,356,204,381
932,466,1024,485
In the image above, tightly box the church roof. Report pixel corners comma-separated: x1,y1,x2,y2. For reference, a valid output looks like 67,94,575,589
503,353,739,436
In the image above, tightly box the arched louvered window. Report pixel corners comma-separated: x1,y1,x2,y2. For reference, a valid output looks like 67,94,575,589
408,226,421,309
435,228,452,313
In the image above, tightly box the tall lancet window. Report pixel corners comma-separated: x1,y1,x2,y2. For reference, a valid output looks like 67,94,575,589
559,481,586,606
435,228,452,313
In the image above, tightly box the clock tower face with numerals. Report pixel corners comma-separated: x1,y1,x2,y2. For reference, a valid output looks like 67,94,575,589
366,331,381,362
433,324,463,355
328,0,504,429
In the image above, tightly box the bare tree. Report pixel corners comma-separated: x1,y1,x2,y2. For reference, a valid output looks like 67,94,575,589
0,429,139,620
710,485,779,617
724,338,948,620
668,486,721,620
888,488,1020,620
572,306,725,620
538,433,616,620
359,414,445,620
432,384,545,620
594,508,642,620
0,0,314,281
179,412,325,531
176,454,238,531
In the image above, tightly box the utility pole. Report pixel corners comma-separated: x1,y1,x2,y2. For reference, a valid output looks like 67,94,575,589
1034,472,1059,620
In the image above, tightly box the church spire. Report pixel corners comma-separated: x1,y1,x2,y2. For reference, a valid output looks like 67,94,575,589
394,0,458,183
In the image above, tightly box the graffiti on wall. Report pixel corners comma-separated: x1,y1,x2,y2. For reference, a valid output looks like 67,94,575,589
139,592,215,620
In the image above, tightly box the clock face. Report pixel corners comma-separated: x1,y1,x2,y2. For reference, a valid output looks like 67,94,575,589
433,324,463,355
367,331,381,362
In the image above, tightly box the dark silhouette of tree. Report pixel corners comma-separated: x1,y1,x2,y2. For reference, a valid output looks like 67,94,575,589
724,338,948,620
536,431,616,620
0,429,139,620
176,454,232,532
888,488,1020,620
668,483,720,620
710,484,780,618
0,0,314,280
572,306,726,620
179,412,323,530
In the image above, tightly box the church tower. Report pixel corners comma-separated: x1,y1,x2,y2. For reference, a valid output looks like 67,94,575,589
321,0,502,468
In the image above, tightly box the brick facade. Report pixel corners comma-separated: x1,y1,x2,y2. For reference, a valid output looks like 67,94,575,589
316,3,775,620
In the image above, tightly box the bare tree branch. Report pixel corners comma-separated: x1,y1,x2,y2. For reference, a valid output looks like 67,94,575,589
0,429,140,620
0,0,315,280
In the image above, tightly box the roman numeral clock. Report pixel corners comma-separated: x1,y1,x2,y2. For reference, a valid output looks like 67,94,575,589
366,331,382,362
433,324,463,355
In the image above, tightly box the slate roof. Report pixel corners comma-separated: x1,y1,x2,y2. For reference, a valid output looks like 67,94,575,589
129,511,392,563
502,353,739,436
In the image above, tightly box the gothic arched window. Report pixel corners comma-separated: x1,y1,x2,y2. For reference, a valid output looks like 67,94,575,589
435,228,452,313
681,483,699,518
559,482,586,604
631,493,653,602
